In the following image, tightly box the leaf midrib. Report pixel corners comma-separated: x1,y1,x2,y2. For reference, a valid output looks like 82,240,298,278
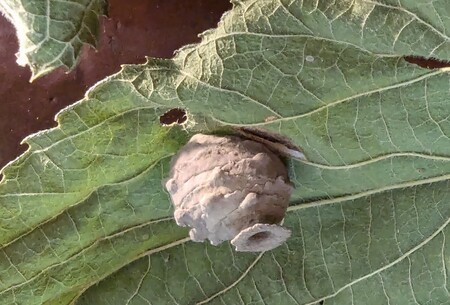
207,68,448,127
297,152,450,169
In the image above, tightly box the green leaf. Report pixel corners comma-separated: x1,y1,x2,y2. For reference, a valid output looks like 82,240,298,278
0,0,107,80
1,0,450,304
0,74,190,304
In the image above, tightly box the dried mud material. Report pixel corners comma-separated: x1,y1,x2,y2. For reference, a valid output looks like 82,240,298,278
165,134,293,252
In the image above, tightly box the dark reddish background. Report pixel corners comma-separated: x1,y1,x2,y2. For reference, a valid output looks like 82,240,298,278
0,0,231,169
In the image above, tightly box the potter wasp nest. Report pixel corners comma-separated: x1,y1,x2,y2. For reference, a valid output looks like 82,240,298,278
165,134,293,252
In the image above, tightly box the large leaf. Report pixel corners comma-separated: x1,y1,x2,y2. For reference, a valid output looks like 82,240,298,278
1,0,450,304
0,0,107,80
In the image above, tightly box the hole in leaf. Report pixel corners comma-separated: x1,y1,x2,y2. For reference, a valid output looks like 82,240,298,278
404,56,450,69
319,301,324,305
248,231,271,242
159,108,187,125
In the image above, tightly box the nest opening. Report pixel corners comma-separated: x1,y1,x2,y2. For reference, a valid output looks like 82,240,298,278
231,223,291,252
248,231,271,242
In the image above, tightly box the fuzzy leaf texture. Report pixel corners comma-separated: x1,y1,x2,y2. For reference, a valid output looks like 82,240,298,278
0,0,107,80
1,0,450,304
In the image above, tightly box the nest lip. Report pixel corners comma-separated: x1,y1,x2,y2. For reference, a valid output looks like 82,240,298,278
231,223,291,252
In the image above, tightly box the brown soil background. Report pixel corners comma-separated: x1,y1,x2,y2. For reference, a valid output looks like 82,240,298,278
0,0,231,169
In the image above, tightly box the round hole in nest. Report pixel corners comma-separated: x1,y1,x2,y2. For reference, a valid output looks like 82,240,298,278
248,231,271,242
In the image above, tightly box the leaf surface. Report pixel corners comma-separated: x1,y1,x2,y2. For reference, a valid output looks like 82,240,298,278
1,0,450,304
0,0,106,80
